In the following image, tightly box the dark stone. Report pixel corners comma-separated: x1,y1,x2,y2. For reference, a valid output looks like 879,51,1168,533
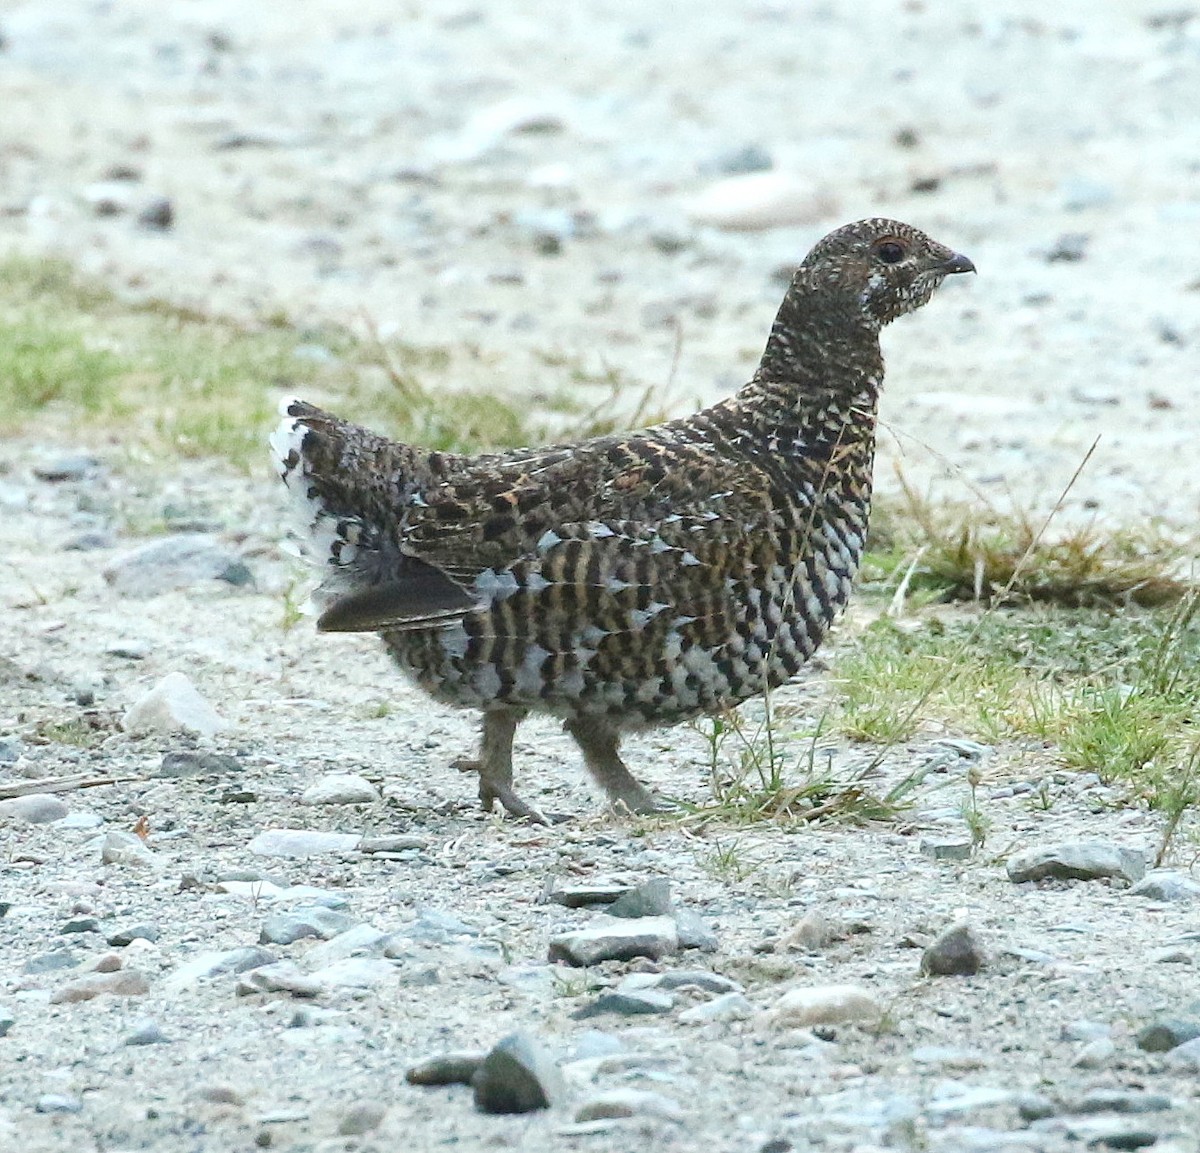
1073,1089,1172,1115
108,923,161,946
607,878,672,919
472,1033,564,1114
24,950,79,974
60,917,101,935
921,924,986,976
405,1051,486,1087
157,751,243,778
572,989,674,1019
1135,1019,1200,1052
675,908,718,952
137,196,174,230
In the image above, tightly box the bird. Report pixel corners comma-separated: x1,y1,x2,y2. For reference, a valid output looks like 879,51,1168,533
271,218,974,821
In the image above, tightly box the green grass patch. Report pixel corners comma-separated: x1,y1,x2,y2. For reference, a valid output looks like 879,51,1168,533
0,256,667,469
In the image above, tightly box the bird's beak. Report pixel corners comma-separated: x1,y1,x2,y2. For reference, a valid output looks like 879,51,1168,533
941,252,976,275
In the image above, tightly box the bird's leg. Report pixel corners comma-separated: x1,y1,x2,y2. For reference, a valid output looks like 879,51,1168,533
453,708,546,822
564,715,667,815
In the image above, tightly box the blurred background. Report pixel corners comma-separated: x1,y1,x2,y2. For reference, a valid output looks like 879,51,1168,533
1,0,1197,520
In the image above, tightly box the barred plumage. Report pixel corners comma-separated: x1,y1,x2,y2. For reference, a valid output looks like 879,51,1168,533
271,218,974,819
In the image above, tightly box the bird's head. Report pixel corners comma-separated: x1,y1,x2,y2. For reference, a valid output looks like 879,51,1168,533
795,218,975,330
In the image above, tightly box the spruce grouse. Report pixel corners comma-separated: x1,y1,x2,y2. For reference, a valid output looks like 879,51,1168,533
272,218,973,820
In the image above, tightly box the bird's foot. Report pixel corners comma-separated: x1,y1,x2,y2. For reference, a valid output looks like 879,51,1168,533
609,784,676,817
453,756,554,825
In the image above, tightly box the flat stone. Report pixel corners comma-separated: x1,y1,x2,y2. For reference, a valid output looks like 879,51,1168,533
259,905,357,945
23,950,79,974
1148,946,1192,964
247,828,360,858
101,829,159,869
921,923,986,976
781,911,836,951
1131,871,1200,902
358,834,429,854
1165,1036,1200,1071
235,961,321,998
1073,1038,1116,1069
337,1102,386,1136
760,984,883,1030
1135,1019,1200,1052
125,1019,170,1046
121,672,230,738
406,1051,486,1086
1063,1020,1112,1042
60,917,101,934
550,884,632,908
678,991,754,1025
472,1032,564,1114
33,453,101,481
1073,1090,1172,1115
35,1094,82,1114
303,924,389,965
607,878,672,918
311,958,395,989
302,774,379,805
86,952,123,974
49,969,150,1003
162,946,277,991
157,751,242,778
103,533,246,597
675,908,718,952
1006,841,1145,884
1016,1092,1058,1121
573,989,674,1019
0,794,69,824
920,836,974,861
0,1009,15,1037
107,922,160,946
926,1082,1014,1116
549,916,678,966
621,969,742,995
574,1088,685,1123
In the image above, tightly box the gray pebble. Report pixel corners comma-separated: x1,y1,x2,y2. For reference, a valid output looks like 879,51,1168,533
247,829,360,858
101,829,159,869
677,991,754,1024
675,908,718,952
125,1020,170,1046
921,923,986,976
1017,1092,1058,1121
359,834,429,854
472,1032,564,1114
103,533,247,597
302,773,379,805
66,531,116,552
60,917,101,935
0,1009,14,1037
919,836,973,861
337,1101,385,1136
104,638,149,658
136,195,174,230
0,738,20,763
120,674,228,741
624,969,742,995
567,1031,624,1062
1131,871,1200,902
1073,1037,1116,1069
162,946,276,990
0,794,70,824
1062,1020,1112,1042
107,923,160,947
574,1087,685,1123
235,962,321,998
24,950,79,974
1006,841,1146,884
36,1093,83,1114
1073,1089,1172,1115
409,908,478,942
1135,1019,1200,1052
573,989,675,1019
549,916,678,966
549,883,634,908
259,905,357,945
1165,1036,1200,1071
33,454,100,482
406,1051,486,1086
157,751,242,778
705,143,774,175
607,877,672,918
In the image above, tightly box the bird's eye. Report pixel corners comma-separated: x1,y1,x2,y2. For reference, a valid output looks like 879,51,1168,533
874,240,907,264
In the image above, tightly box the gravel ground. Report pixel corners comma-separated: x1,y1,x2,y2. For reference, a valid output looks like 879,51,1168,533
2,2,1200,1151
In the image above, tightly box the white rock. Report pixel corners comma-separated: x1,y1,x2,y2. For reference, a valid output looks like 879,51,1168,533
574,1087,685,1123
1131,871,1200,902
122,672,230,738
247,829,361,858
1073,1037,1116,1069
686,171,832,231
1166,1036,1200,1072
548,916,679,966
101,829,159,870
302,774,379,805
311,957,396,989
678,992,754,1025
0,794,69,824
759,984,883,1031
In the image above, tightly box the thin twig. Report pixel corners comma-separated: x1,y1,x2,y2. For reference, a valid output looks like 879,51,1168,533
0,773,139,800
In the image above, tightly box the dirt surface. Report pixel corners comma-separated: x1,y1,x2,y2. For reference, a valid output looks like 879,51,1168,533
2,2,1200,1151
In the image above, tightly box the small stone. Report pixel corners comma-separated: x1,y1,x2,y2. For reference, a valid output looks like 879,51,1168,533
1006,841,1145,884
121,672,229,738
101,829,159,869
23,950,79,974
125,1020,170,1046
622,969,742,995
104,534,246,598
49,969,149,1003
163,946,276,990
1016,1092,1058,1121
311,958,394,989
921,923,986,976
1148,946,1192,964
919,836,973,861
0,794,69,824
197,1085,245,1106
157,751,242,778
302,774,379,805
573,989,674,1019
548,916,678,967
0,1009,15,1037
406,1051,486,1086
259,906,357,945
136,195,174,230
303,924,388,965
550,883,635,908
1073,1037,1116,1069
686,171,832,231
781,911,835,951
1074,1090,1172,1115
574,1088,685,1123
472,1032,564,1114
337,1102,385,1136
60,916,101,935
86,952,123,974
1131,871,1200,902
1044,232,1089,263
247,829,360,858
107,922,160,946
1165,1036,1200,1071
760,984,883,1030
410,908,478,941
704,143,774,176
1063,1020,1112,1042
1135,1019,1200,1052
678,991,754,1024
235,962,321,998
358,835,429,854
35,1093,82,1114
607,878,672,918
675,908,718,952
33,453,101,482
